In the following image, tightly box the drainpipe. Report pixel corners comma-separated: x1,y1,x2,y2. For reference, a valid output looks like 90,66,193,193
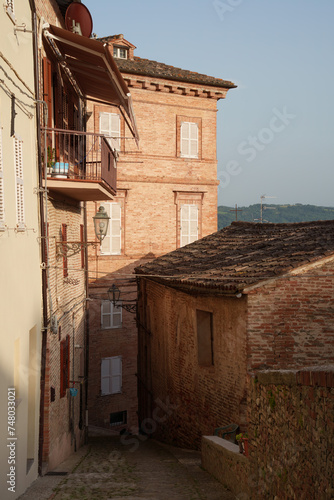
83,201,90,442
27,0,48,476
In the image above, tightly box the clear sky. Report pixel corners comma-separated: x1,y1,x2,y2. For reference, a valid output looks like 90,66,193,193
84,0,334,207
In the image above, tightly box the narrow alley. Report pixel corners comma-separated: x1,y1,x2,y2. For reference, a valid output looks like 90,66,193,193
19,436,236,500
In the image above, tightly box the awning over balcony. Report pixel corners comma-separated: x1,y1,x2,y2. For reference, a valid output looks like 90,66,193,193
43,24,139,144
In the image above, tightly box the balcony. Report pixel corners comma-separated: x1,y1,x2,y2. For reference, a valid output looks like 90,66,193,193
41,127,117,201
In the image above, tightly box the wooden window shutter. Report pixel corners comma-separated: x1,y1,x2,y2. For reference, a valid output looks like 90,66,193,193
62,223,68,277
99,112,121,151
180,204,198,247
101,358,110,395
111,356,122,394
101,203,121,255
14,137,25,230
0,126,4,229
42,58,52,128
60,336,70,397
180,122,198,158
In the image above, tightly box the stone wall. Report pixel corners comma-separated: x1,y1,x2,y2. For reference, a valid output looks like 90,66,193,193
247,368,334,499
201,436,250,498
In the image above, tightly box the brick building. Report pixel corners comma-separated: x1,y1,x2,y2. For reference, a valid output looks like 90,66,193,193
34,0,137,472
86,35,236,432
135,221,334,449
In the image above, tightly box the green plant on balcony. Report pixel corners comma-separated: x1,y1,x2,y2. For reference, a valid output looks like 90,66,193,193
42,146,55,175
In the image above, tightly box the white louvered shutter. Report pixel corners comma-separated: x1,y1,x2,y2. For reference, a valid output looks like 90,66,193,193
101,203,121,255
101,300,122,329
101,358,110,395
101,356,122,395
110,356,122,393
181,122,198,158
99,112,121,151
180,204,198,247
0,127,4,229
14,137,25,230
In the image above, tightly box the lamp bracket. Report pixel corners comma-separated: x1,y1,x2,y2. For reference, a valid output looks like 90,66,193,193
56,241,99,259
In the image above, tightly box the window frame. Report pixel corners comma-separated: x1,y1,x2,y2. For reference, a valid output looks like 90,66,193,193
113,46,128,59
196,309,214,367
101,356,122,396
180,121,199,159
101,299,122,329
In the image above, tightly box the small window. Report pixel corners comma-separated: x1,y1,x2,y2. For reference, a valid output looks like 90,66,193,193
196,310,214,366
181,122,198,158
14,137,25,231
0,126,5,230
110,410,127,426
101,300,122,329
99,112,121,151
180,204,198,247
60,336,70,398
113,47,128,59
101,356,122,395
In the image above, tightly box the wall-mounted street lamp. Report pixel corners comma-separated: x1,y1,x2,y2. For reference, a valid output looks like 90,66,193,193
93,205,110,242
56,206,110,258
108,284,137,314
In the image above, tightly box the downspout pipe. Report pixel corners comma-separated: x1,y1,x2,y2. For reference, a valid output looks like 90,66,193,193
28,0,47,476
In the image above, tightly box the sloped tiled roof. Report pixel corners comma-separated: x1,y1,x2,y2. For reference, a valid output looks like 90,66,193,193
114,56,236,89
135,221,334,293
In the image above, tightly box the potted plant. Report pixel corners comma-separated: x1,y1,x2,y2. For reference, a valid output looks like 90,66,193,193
236,432,249,457
45,146,55,176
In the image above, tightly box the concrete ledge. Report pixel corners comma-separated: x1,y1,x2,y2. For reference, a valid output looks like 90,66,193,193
201,436,250,497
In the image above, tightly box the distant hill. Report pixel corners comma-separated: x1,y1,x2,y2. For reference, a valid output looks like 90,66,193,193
218,204,334,230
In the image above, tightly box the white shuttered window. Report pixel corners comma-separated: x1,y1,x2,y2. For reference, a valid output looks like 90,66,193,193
180,204,198,247
101,300,122,329
101,356,122,395
14,137,25,230
99,112,121,151
180,122,198,158
100,202,121,255
0,127,4,230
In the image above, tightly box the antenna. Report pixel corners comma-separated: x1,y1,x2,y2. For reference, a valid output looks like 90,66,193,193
257,195,277,223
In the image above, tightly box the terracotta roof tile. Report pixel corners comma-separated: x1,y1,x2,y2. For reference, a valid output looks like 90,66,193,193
135,221,334,292
114,56,236,89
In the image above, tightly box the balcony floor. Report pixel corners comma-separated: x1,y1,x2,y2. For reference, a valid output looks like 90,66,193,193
44,177,115,201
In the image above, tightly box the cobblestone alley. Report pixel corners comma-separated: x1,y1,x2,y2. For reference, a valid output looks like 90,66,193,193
19,436,236,500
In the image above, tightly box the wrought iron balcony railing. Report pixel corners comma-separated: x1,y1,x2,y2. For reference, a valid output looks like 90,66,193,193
41,127,117,199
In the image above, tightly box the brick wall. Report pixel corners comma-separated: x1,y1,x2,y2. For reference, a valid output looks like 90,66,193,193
86,64,227,434
247,368,334,499
137,279,248,449
247,259,334,370
42,196,86,470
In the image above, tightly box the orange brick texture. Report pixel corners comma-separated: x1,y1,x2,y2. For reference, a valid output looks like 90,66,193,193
86,58,230,433
247,260,334,370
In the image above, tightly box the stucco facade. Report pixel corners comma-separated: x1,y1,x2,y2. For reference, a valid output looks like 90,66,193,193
0,2,42,498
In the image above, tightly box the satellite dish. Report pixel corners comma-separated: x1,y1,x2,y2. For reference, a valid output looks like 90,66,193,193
65,3,93,38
